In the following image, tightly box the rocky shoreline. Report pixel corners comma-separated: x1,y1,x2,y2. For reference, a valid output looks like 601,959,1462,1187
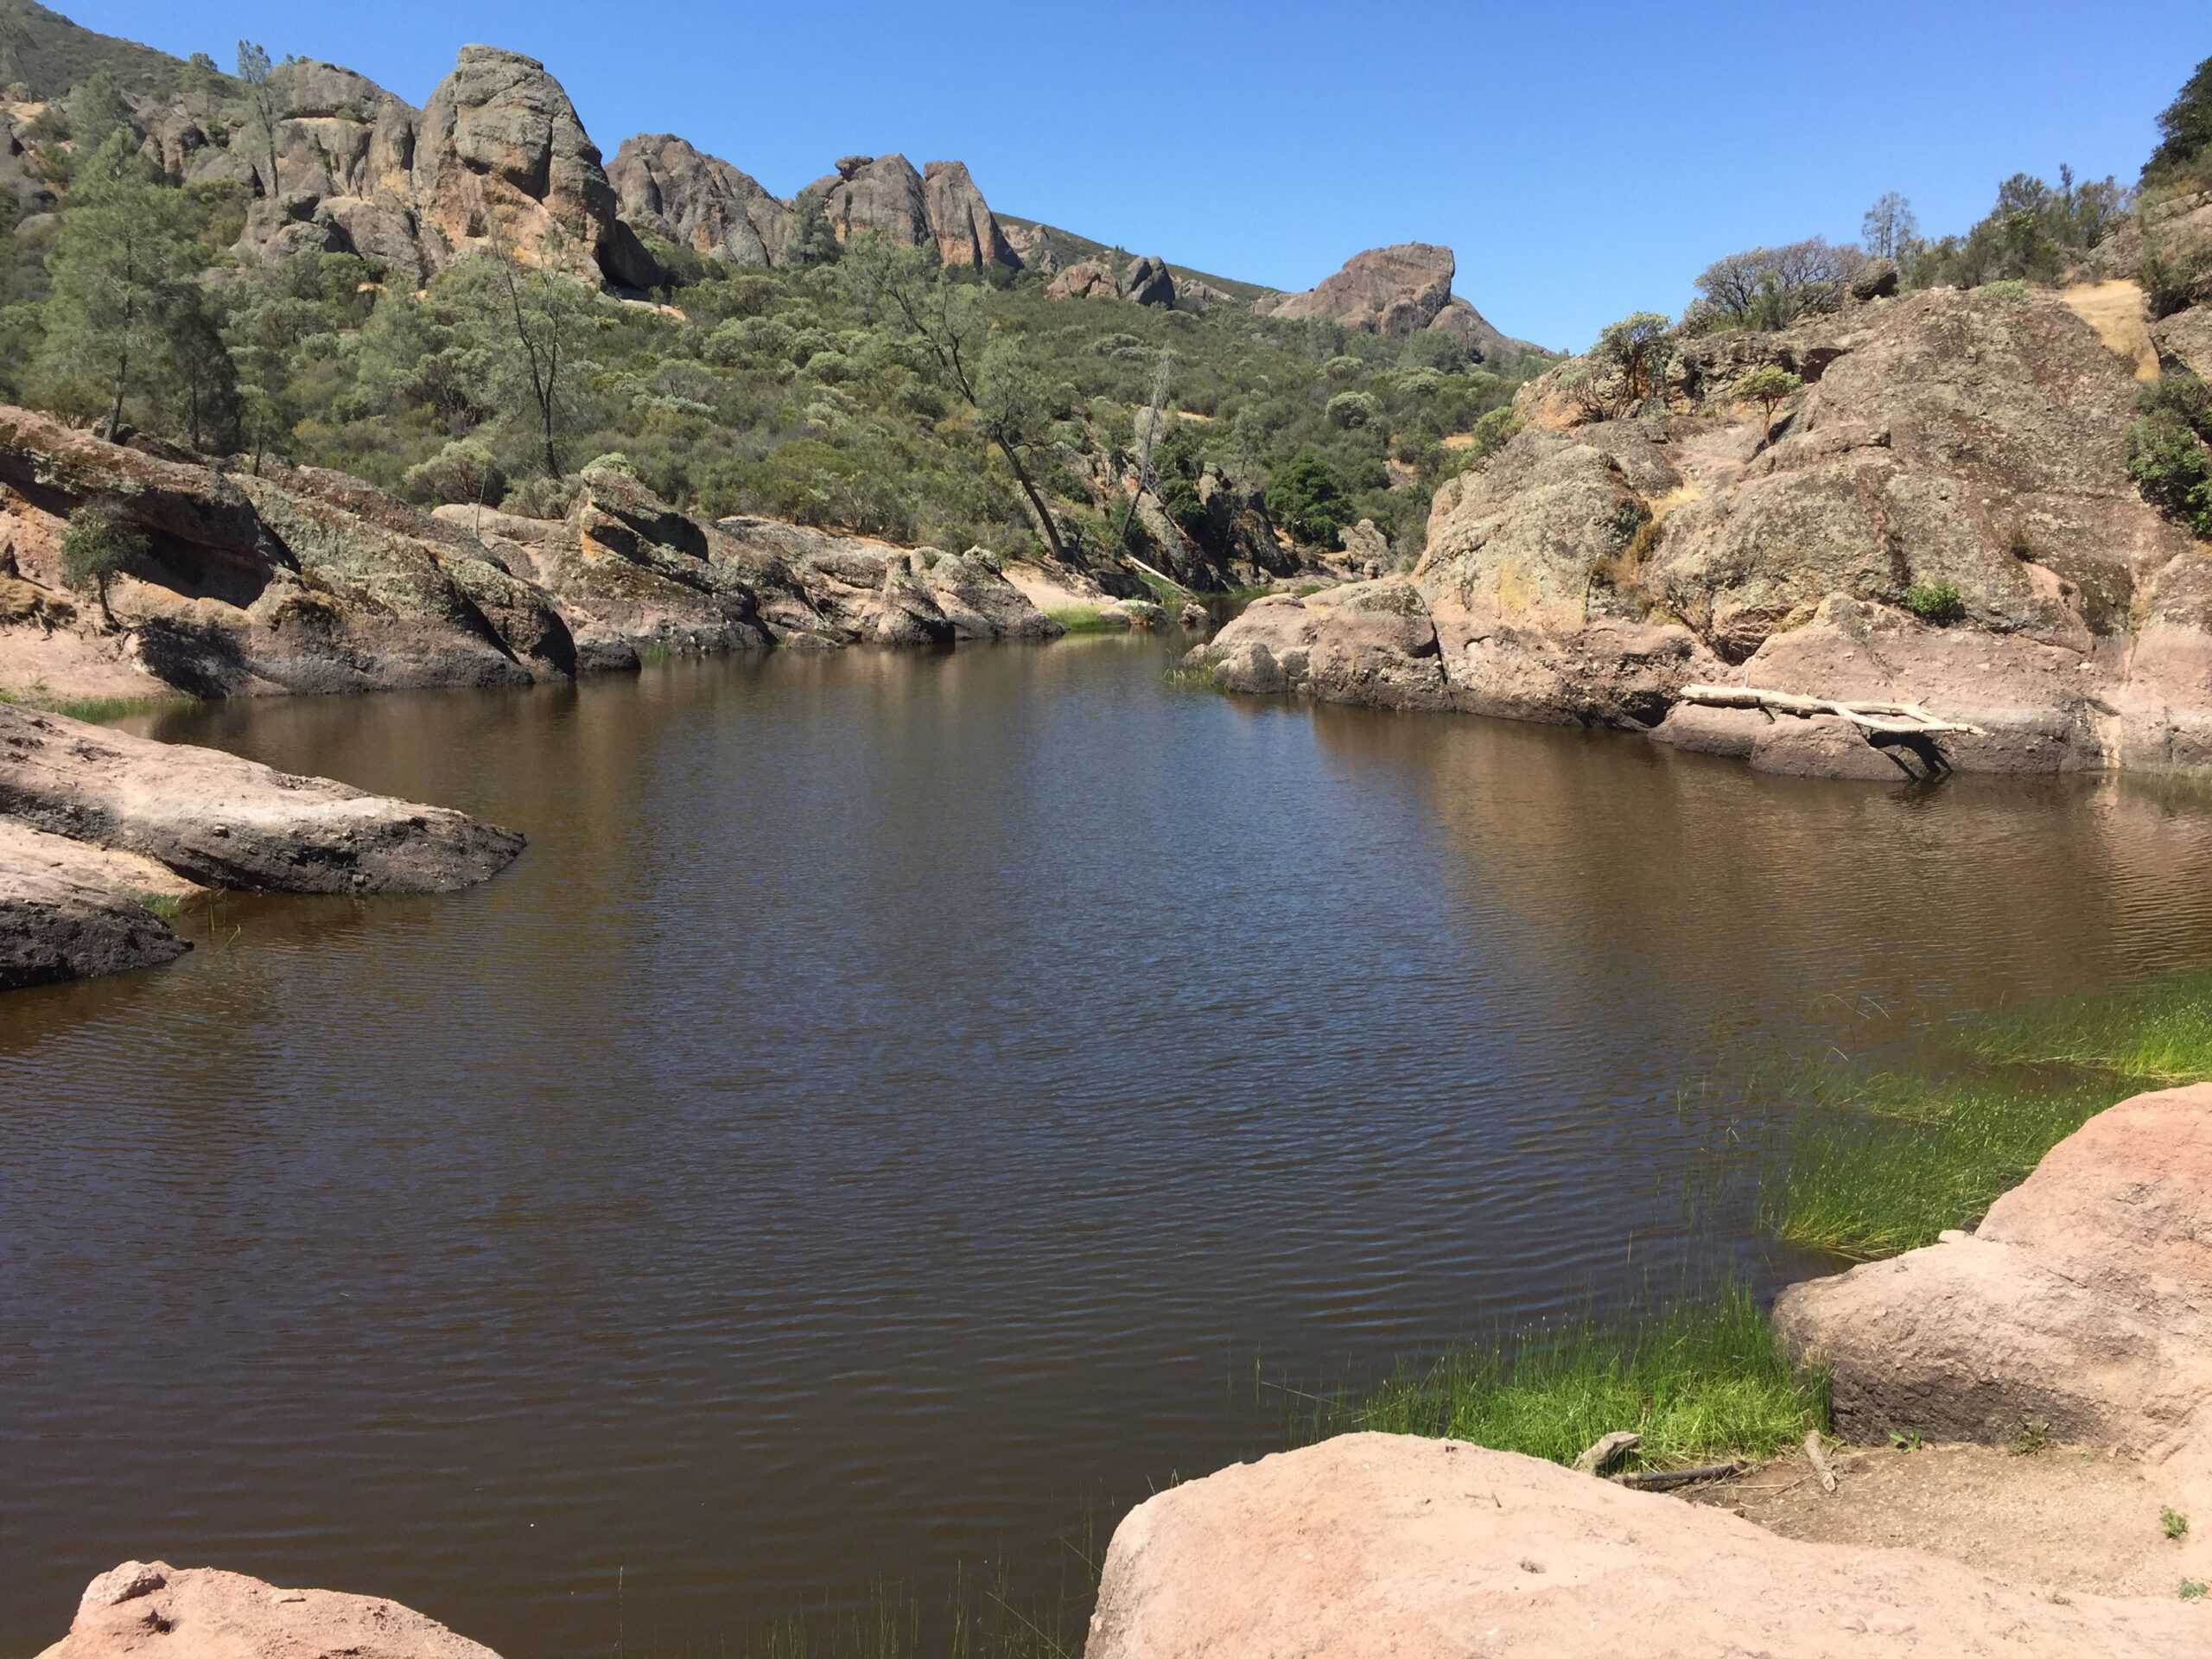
1188,278,2212,781
0,404,1069,711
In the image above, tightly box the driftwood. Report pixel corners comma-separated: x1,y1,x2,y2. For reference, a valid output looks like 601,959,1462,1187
1573,1431,1642,1476
1680,683,1987,739
1609,1459,1746,1491
1803,1431,1838,1495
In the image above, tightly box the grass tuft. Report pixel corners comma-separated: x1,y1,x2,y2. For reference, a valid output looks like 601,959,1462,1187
1045,606,1122,634
1764,1071,2114,1260
1331,1284,1825,1471
0,687,196,724
124,889,187,920
1962,969,2212,1084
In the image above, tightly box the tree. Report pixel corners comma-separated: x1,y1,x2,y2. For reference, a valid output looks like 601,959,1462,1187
236,40,279,199
843,235,1069,559
2145,56,2212,184
788,188,840,266
1265,450,1351,545
1860,193,1917,261
36,132,204,438
67,67,131,156
1693,238,1866,329
1115,349,1173,549
1735,364,1802,448
59,504,146,629
450,239,599,479
1592,312,1674,410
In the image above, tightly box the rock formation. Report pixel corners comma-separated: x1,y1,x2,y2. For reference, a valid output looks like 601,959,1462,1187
0,702,524,894
920,160,1019,269
1046,252,1176,307
411,46,657,288
0,702,524,987
1086,1433,2204,1658
607,133,791,267
34,1559,501,1657
1193,281,2212,779
805,152,931,250
1774,1084,2212,1464
1256,243,1535,360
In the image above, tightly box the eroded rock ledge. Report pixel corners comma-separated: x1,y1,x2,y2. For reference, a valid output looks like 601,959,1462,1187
35,1560,500,1659
1190,283,2212,779
0,703,523,989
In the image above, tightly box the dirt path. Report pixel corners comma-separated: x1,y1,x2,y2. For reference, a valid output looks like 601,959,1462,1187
1695,1441,2211,1599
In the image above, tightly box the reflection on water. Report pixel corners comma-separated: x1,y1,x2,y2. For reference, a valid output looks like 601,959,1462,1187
8,639,2212,1653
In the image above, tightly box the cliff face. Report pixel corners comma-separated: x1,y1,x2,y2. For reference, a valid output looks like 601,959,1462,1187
607,133,792,267
1192,280,2212,779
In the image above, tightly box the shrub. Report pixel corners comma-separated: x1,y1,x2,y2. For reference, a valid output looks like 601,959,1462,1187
400,439,504,506
505,474,582,519
1323,353,1363,382
1468,406,1521,461
582,452,638,479
1903,578,1967,625
2142,243,2212,321
1266,450,1353,545
1325,391,1376,429
2126,413,2212,534
59,504,147,627
1979,278,2030,302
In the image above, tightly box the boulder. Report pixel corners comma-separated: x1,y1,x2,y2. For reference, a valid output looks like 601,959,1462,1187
1120,253,1174,308
1046,258,1116,301
0,817,195,989
607,133,791,267
35,1559,499,1658
1087,1433,2204,1659
1774,1084,2212,1463
1187,582,1452,710
410,46,652,287
1261,241,1456,338
1849,257,1901,302
0,702,524,894
920,160,1018,270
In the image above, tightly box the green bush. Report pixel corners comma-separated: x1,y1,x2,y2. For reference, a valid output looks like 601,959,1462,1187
401,439,504,506
2126,412,2212,533
1903,578,1967,625
1324,390,1375,429
1265,450,1353,545
59,503,147,625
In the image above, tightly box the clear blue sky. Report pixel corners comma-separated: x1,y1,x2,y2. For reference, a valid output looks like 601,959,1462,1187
66,0,2210,349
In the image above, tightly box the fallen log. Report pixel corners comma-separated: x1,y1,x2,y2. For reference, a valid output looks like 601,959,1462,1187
1679,683,1987,738
1609,1459,1745,1491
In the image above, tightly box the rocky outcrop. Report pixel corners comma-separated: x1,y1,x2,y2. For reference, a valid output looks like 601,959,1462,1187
806,152,931,251
0,702,524,893
1256,243,1535,359
0,406,1057,709
1000,221,1061,274
412,46,657,288
1046,253,1176,307
1774,1084,2212,1463
35,1559,500,1657
1198,283,2212,779
921,160,1018,269
608,133,791,267
1086,1433,2204,1658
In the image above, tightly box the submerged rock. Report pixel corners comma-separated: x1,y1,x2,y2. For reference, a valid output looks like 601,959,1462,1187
35,1559,500,1658
1086,1433,2202,1658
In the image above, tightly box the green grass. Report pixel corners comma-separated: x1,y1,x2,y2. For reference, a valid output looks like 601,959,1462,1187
0,687,196,724
1327,1284,1826,1471
1764,1070,2115,1260
124,889,187,920
1045,605,1122,634
1962,969,2212,1084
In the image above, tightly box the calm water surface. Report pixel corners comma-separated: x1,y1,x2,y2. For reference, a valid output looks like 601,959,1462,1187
9,635,2212,1651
